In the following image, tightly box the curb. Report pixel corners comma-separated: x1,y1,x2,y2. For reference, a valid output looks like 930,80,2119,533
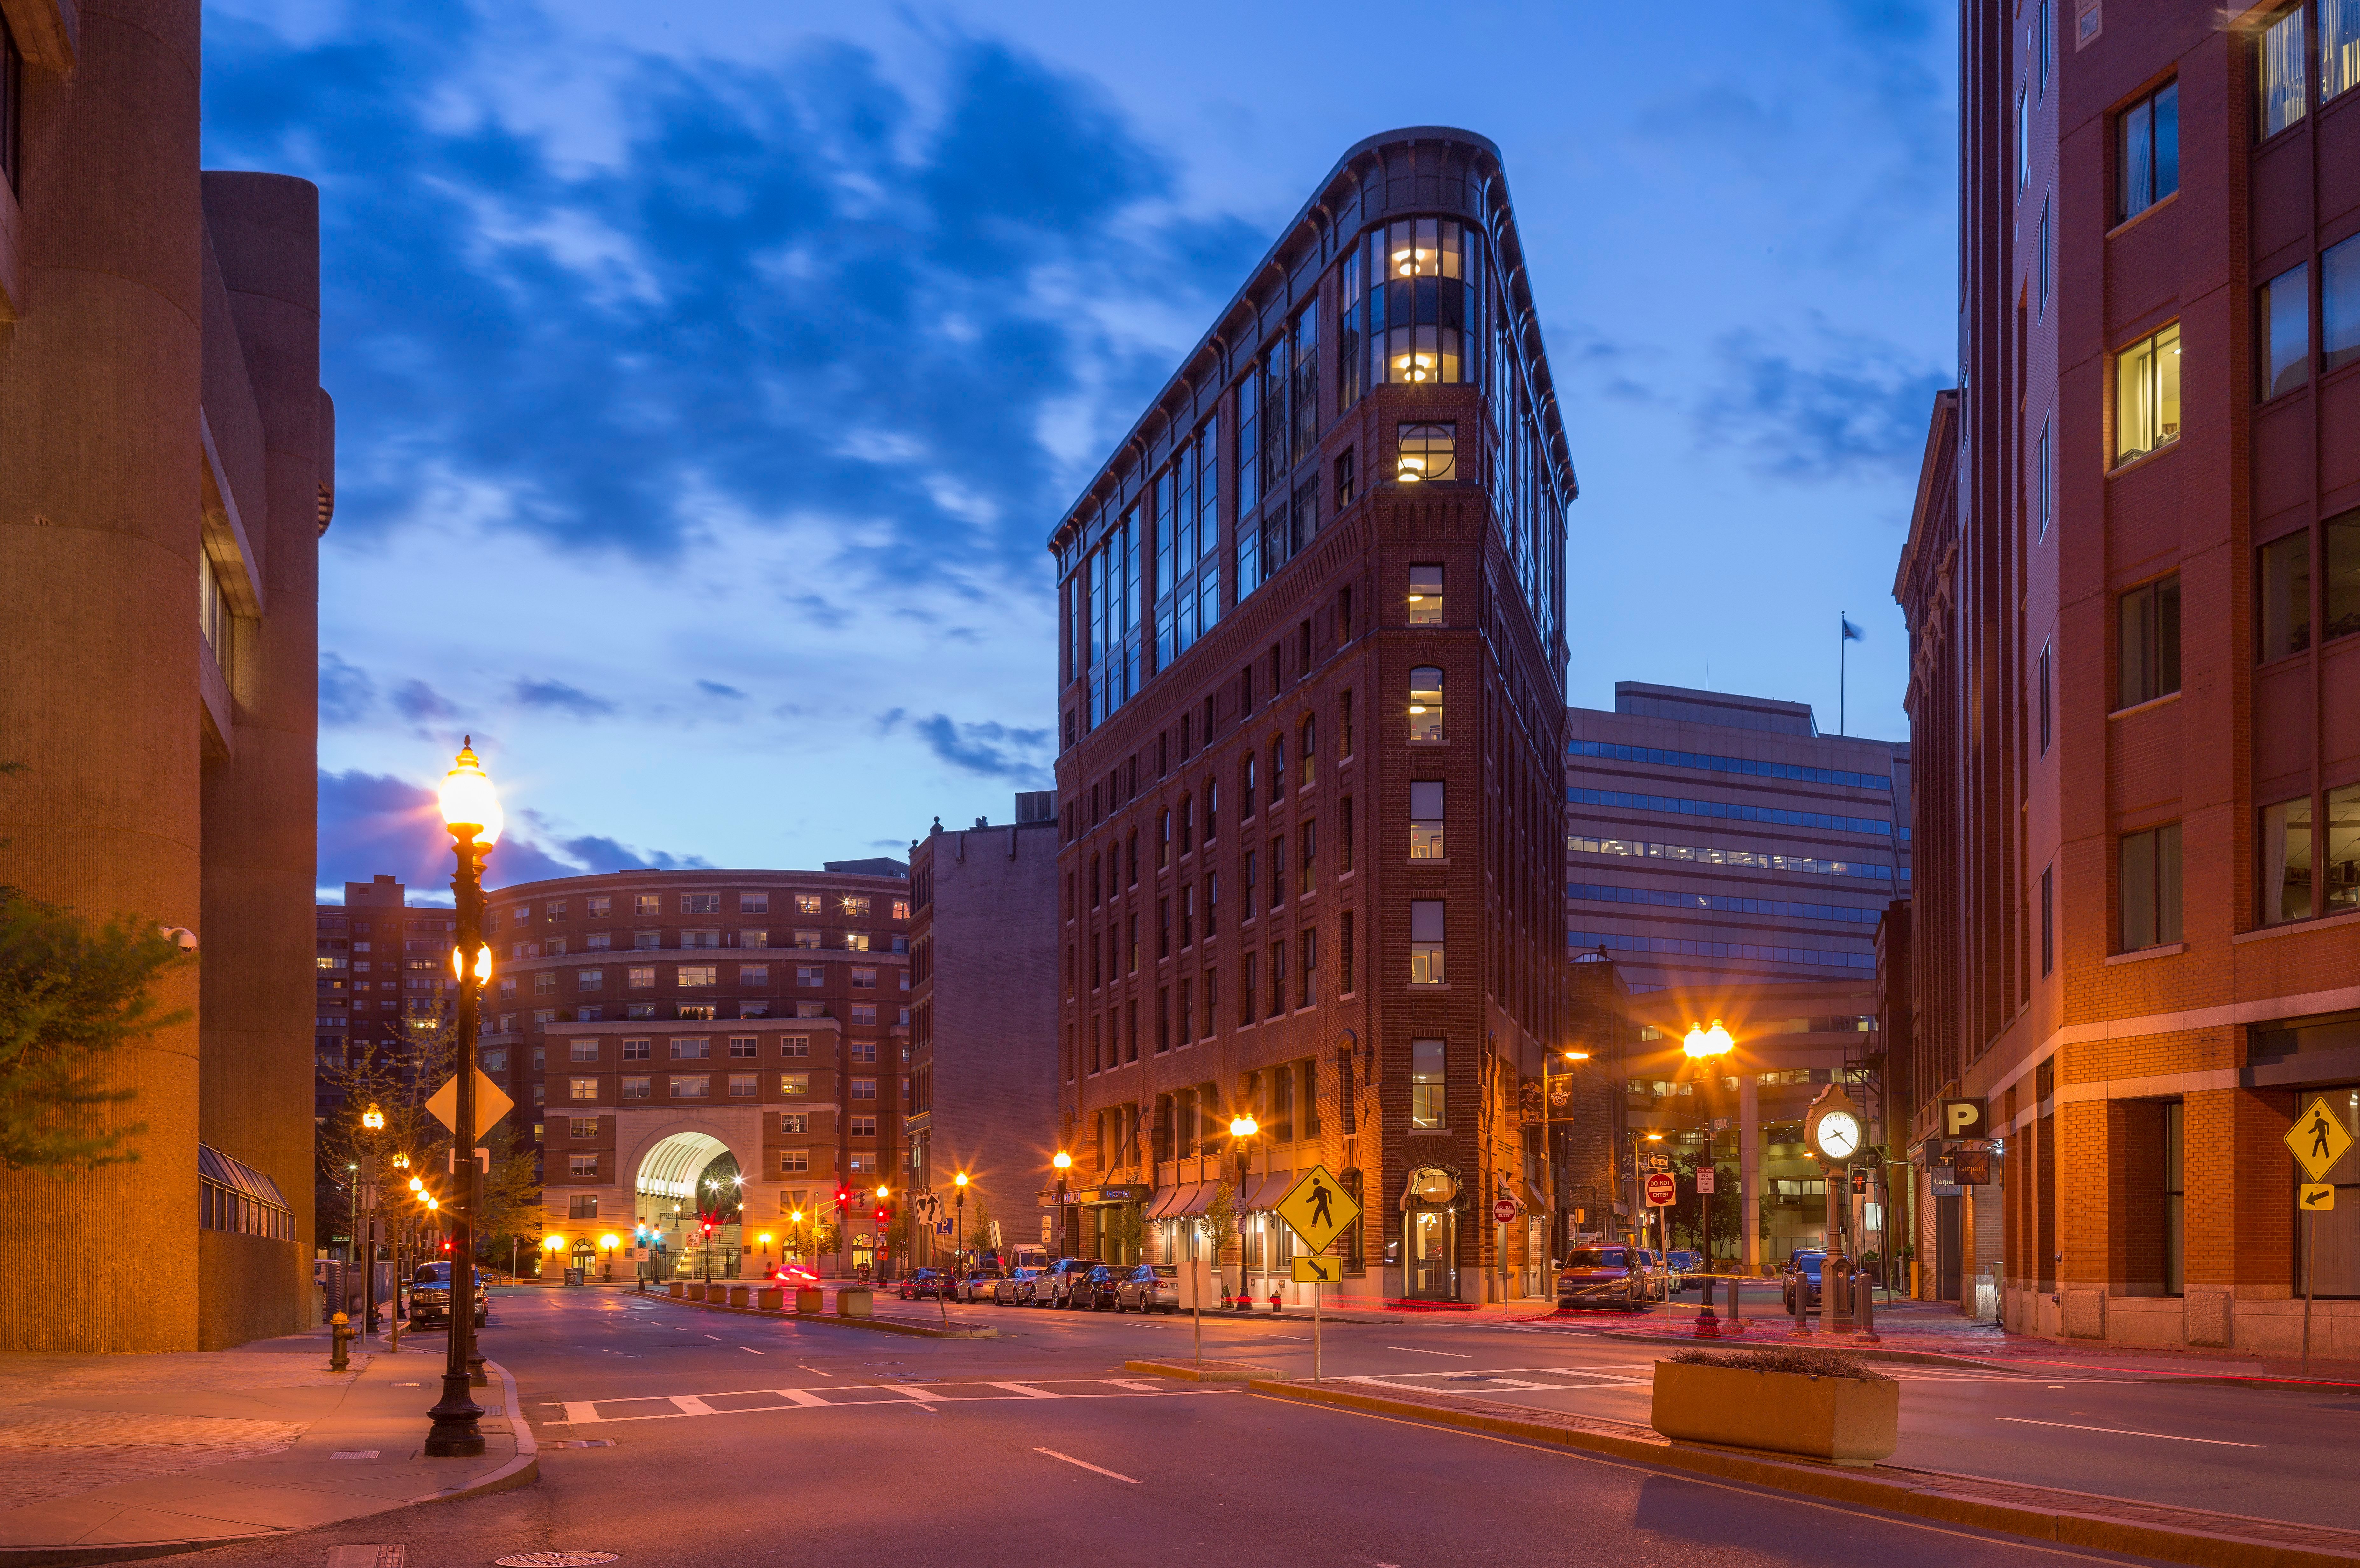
1238,1377,2360,1567
1600,1330,2011,1373
1122,1358,1280,1383
0,1363,541,1568
642,1289,997,1339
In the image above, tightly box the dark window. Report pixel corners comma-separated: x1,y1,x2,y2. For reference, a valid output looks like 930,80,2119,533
2327,234,2360,374
2116,81,2178,223
0,10,19,194
2037,642,2052,754
2040,865,2055,976
2328,510,2360,642
2120,823,2183,951
2118,575,2180,708
1335,447,1356,510
2258,531,2311,661
2260,263,2310,399
1289,308,1319,466
2037,196,2052,312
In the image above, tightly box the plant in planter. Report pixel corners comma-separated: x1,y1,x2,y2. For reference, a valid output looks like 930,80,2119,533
1650,1347,1898,1466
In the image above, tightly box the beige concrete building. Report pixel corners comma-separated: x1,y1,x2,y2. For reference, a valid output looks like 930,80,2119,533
0,0,328,1349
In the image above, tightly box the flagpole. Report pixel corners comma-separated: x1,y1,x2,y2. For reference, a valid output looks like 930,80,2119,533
1840,611,1847,738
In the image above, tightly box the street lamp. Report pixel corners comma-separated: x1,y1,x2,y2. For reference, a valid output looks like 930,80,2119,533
1681,1021,1737,1335
359,1103,386,1337
1229,1114,1258,1308
599,1233,619,1281
953,1172,969,1276
425,739,499,1458
1052,1151,1072,1260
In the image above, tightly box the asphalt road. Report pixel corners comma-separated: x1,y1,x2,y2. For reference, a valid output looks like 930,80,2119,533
154,1288,2237,1568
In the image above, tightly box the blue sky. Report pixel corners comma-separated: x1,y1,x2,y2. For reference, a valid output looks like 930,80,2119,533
197,2,1958,900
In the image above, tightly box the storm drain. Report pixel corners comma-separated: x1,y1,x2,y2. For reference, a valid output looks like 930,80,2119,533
544,1440,615,1449
330,1451,381,1460
326,1549,405,1568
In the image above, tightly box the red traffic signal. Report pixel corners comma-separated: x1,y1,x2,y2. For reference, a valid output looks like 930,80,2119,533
874,1205,888,1224
701,1221,714,1236
440,1238,453,1252
1850,1168,1869,1195
835,1184,851,1206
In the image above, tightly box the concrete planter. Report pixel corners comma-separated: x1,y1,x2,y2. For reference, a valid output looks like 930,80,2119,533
668,1281,685,1299
685,1283,707,1301
757,1287,783,1311
835,1287,874,1318
1650,1360,1898,1466
728,1286,751,1307
795,1287,824,1314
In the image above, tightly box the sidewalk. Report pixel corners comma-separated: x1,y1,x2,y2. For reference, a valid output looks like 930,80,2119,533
0,1327,534,1565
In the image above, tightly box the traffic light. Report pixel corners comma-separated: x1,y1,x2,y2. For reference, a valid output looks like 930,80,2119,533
835,1184,851,1208
875,1202,889,1225
1850,1168,1869,1195
440,1237,453,1253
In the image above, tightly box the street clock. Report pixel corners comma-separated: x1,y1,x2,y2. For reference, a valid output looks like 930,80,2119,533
1804,1086,1866,1165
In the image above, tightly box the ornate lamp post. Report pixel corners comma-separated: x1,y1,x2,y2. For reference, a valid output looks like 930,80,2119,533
1051,1151,1072,1259
1681,1021,1736,1335
425,740,499,1458
359,1104,386,1335
953,1172,969,1276
1229,1113,1258,1308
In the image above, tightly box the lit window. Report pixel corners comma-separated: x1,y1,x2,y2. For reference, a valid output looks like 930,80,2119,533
634,895,660,916
781,1073,810,1096
1410,781,1444,859
1349,218,1476,388
627,966,655,989
1395,423,1455,484
1408,666,1444,742
1406,564,1442,626
1410,1038,1446,1128
568,1117,598,1139
891,900,911,920
1409,900,1445,986
2328,0,2360,102
2117,81,2178,222
569,1077,598,1102
678,965,718,988
844,932,871,953
2261,5,2309,135
843,896,872,917
796,894,822,915
2113,322,2181,464
568,1154,598,1178
670,1076,711,1099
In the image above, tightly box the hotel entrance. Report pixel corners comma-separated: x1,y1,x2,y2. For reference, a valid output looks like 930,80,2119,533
1402,1165,1462,1302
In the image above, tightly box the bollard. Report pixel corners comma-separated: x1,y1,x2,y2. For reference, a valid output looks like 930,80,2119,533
329,1312,352,1371
1854,1266,1882,1342
1787,1270,1813,1339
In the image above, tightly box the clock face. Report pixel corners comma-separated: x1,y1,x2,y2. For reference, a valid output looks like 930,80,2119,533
1818,1111,1861,1159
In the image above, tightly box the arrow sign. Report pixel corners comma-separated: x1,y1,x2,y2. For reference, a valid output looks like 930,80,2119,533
2302,1183,2336,1212
2285,1096,2353,1183
1291,1254,1342,1284
425,1069,514,1141
1275,1164,1360,1255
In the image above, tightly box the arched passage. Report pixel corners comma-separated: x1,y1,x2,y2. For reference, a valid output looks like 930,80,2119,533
635,1131,742,1280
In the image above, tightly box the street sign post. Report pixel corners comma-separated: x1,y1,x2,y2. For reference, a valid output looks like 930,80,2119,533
426,1070,514,1142
1274,1166,1361,1384
1292,1255,1343,1284
1492,1197,1518,1223
1694,1168,1716,1195
1644,1171,1677,1206
2285,1096,2353,1373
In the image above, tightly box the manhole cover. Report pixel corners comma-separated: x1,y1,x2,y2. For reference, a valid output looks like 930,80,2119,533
497,1556,619,1567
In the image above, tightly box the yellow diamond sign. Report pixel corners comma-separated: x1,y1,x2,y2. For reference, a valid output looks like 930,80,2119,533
1274,1164,1359,1255
426,1069,514,1142
1292,1254,1344,1285
2285,1096,2353,1184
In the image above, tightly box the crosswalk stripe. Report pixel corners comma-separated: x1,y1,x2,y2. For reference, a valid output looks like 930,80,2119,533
562,1402,601,1425
670,1395,717,1415
884,1384,947,1402
773,1389,829,1406
988,1382,1060,1397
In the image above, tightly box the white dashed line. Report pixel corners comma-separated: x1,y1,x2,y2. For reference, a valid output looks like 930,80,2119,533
1037,1447,1139,1483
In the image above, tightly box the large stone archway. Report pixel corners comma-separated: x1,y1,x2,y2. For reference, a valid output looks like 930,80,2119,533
621,1120,756,1279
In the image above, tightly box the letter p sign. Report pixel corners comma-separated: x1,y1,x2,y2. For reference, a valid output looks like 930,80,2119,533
1941,1098,1986,1139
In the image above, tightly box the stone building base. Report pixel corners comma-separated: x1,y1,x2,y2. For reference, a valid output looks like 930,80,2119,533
2003,1283,2360,1359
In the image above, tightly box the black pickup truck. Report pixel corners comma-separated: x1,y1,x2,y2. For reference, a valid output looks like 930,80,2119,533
409,1261,489,1328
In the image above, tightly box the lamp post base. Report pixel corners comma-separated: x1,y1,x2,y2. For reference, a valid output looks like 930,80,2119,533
422,1375,485,1457
1690,1306,1722,1339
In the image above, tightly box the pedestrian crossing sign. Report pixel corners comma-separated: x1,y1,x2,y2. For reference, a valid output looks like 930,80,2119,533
2301,1184,2336,1213
1292,1254,1344,1284
2285,1096,2353,1183
1275,1163,1359,1254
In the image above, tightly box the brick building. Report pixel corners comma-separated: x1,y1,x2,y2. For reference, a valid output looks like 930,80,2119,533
1898,1,2360,1349
1049,127,1575,1306
313,876,456,1123
906,794,1060,1269
487,864,912,1280
0,0,328,1349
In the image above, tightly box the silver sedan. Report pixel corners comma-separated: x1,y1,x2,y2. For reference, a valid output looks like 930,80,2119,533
992,1266,1046,1305
1114,1264,1179,1314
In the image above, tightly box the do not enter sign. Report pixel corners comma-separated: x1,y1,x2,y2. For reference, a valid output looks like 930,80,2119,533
1644,1171,1678,1207
1492,1197,1517,1223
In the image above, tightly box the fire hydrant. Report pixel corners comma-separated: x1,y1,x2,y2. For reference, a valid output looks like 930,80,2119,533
329,1311,353,1371
1268,1287,1283,1314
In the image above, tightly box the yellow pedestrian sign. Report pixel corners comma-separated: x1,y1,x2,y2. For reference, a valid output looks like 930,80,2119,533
2285,1096,2352,1183
1292,1254,1344,1285
1275,1164,1360,1255
2302,1184,2336,1213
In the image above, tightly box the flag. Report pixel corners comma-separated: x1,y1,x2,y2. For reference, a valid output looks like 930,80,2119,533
1841,617,1865,643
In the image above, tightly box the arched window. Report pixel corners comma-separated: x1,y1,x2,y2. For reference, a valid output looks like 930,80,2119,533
1409,666,1445,741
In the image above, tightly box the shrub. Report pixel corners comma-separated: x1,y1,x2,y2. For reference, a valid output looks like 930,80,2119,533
1667,1346,1892,1382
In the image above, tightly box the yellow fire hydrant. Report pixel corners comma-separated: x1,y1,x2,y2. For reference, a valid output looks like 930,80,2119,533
329,1311,353,1371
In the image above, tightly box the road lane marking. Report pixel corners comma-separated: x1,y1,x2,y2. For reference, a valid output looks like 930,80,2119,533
669,1396,718,1415
772,1389,829,1407
1037,1447,1139,1483
1389,1347,1467,1357
741,1347,763,1354
547,1380,1239,1425
885,1384,947,1401
1994,1417,2261,1447
989,1382,1060,1397
797,1366,828,1376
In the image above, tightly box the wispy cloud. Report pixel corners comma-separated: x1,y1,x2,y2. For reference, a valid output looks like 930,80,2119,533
512,676,617,718
1693,318,1951,483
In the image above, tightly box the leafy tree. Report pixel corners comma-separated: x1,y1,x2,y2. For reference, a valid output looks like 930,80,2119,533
1665,1154,1743,1255
1201,1181,1238,1302
0,890,187,1174
964,1195,995,1260
1105,1201,1142,1265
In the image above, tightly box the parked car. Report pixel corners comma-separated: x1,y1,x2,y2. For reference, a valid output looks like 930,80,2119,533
956,1266,1005,1303
408,1261,488,1328
1554,1247,1651,1312
1036,1258,1106,1308
1072,1264,1127,1311
1114,1264,1179,1314
1781,1251,1828,1312
1663,1249,1704,1294
898,1268,954,1301
770,1263,820,1289
992,1266,1046,1306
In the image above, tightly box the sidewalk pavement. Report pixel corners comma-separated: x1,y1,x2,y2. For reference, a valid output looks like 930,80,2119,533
0,1327,534,1566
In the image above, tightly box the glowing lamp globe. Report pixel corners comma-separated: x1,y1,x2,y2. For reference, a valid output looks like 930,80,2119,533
438,739,503,846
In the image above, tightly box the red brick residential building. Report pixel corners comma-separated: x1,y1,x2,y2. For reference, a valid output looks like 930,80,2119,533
1898,1,2360,1351
1050,128,1575,1306
486,864,911,1280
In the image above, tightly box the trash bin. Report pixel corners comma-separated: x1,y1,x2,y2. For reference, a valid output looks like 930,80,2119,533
835,1286,874,1318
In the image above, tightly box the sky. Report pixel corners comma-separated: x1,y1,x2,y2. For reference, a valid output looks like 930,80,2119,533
195,1,1960,902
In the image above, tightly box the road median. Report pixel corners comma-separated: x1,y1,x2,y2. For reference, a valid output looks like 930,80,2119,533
1225,1375,2360,1567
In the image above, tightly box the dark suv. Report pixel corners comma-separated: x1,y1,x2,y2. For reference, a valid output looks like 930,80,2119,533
408,1262,488,1328
1780,1251,1828,1311
898,1268,954,1300
1072,1264,1127,1311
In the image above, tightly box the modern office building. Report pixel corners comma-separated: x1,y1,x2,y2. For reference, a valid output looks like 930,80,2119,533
489,865,913,1280
906,794,1061,1269
1898,1,2360,1351
1564,683,1911,997
1050,127,1575,1306
0,0,329,1350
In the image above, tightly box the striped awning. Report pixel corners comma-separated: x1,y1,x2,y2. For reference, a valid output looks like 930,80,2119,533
1245,1170,1298,1210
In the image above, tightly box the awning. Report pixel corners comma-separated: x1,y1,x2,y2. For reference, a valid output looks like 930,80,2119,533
1245,1170,1297,1210
1147,1184,1198,1220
